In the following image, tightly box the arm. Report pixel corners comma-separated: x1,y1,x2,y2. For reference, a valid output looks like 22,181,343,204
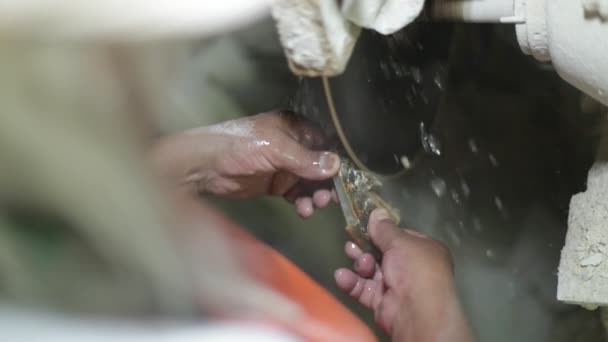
151,110,340,217
335,209,474,341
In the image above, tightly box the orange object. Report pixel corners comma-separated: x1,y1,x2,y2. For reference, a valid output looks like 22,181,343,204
207,206,378,342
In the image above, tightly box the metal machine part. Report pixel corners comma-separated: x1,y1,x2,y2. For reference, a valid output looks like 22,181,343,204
430,0,608,106
272,0,608,105
333,157,400,261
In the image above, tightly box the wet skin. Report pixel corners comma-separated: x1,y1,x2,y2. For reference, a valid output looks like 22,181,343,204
151,110,340,218
335,208,474,342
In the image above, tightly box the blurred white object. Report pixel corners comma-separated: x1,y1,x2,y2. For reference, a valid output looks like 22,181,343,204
430,0,523,23
0,0,271,39
341,0,425,35
271,0,360,76
516,0,608,106
0,304,299,342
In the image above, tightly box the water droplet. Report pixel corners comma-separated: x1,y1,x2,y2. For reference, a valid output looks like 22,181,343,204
485,249,495,258
380,62,391,78
495,196,504,211
494,196,509,218
460,179,471,198
434,73,444,90
489,153,499,167
394,67,403,78
473,217,484,232
400,155,412,169
420,122,442,156
451,189,461,204
405,94,414,105
430,177,447,197
468,139,478,154
412,68,422,84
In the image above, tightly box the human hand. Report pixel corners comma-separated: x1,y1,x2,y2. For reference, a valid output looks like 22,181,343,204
334,209,473,341
152,110,340,217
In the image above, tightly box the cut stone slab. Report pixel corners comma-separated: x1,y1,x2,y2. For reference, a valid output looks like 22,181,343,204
558,161,608,307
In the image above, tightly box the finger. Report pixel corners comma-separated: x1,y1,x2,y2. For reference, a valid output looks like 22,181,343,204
358,277,382,308
295,197,314,218
345,241,363,260
368,208,404,252
334,268,360,293
312,189,332,208
371,269,385,312
335,269,382,309
267,137,340,181
353,253,376,278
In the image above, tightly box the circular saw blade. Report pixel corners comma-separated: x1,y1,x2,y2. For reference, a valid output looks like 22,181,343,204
293,23,453,175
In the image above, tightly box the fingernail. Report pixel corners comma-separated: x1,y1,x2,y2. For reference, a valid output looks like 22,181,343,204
319,152,340,173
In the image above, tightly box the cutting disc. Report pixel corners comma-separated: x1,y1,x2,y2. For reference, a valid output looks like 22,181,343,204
292,22,453,175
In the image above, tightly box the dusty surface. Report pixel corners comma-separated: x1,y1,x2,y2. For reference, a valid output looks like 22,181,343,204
559,161,608,306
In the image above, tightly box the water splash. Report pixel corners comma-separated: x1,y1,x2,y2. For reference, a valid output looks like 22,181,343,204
489,153,499,167
400,155,412,169
485,249,495,258
451,189,461,204
494,196,503,210
433,73,444,90
494,196,509,219
468,138,479,154
412,68,422,84
430,177,447,197
460,179,471,198
420,122,442,156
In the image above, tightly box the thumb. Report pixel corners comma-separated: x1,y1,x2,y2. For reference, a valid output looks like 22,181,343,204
368,208,405,252
269,138,340,180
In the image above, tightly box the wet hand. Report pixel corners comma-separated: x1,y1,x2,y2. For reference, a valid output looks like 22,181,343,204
334,209,473,341
152,110,340,218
